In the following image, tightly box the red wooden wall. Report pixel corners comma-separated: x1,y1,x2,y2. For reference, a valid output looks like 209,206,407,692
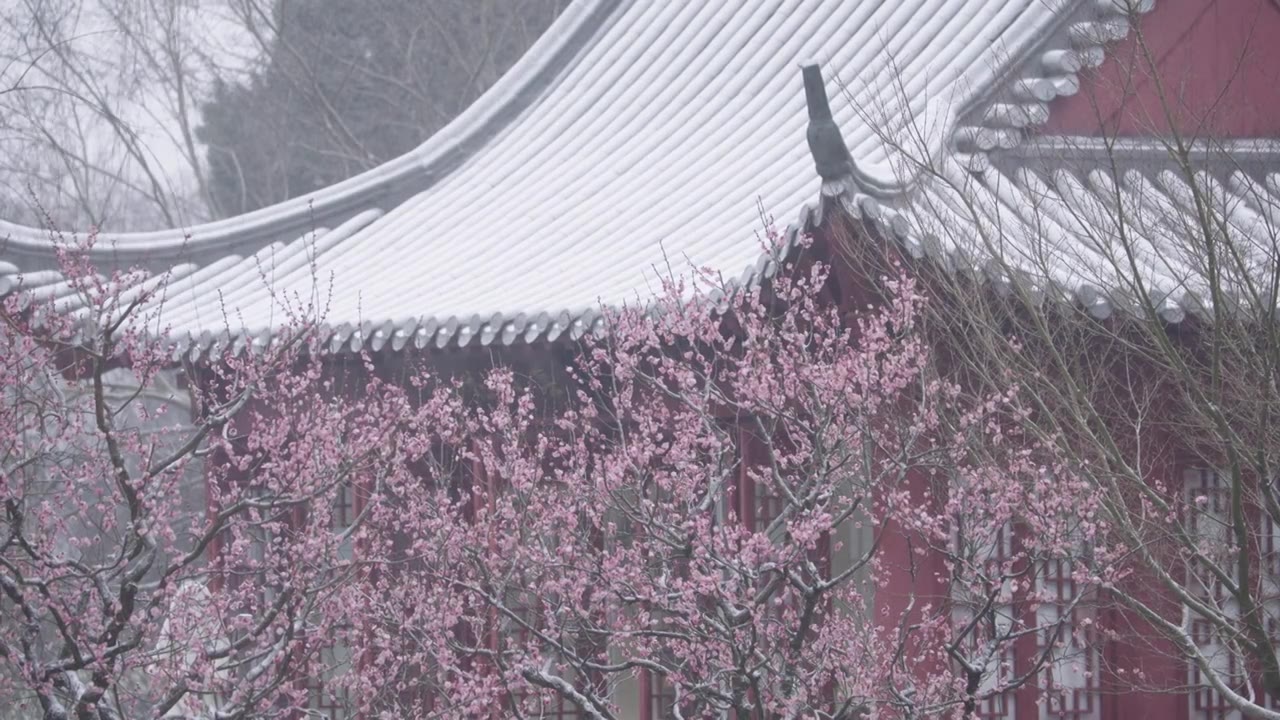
1045,0,1280,139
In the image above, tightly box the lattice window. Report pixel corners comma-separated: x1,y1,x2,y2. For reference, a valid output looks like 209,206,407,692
1186,468,1235,598
1264,511,1280,713
227,499,286,604
500,593,583,719
735,424,784,535
307,683,352,720
951,521,1017,720
645,669,706,720
1036,556,1099,720
1262,618,1280,712
333,479,355,529
1264,497,1280,580
1189,618,1244,720
980,687,1015,720
1185,469,1245,720
306,643,353,720
331,479,357,563
955,615,1018,720
648,672,678,720
518,690,580,719
754,479,786,533
747,468,831,573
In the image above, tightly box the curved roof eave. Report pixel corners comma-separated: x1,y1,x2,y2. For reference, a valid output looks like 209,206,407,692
3,0,1174,358
836,1,1280,329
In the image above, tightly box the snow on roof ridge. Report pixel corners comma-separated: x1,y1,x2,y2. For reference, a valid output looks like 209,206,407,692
204,0,1165,357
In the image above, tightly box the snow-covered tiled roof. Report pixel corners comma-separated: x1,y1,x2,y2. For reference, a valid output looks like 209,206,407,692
1,0,1165,357
886,136,1280,322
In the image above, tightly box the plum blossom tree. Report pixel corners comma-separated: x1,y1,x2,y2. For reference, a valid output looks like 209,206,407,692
0,234,413,719
331,233,1116,719
1,229,1113,719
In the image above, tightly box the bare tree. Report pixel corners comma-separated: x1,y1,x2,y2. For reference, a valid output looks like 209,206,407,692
0,0,566,232
0,0,233,230
199,0,567,216
828,5,1280,717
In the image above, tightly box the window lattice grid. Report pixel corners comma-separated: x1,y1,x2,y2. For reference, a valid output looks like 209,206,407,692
649,672,678,720
305,644,354,720
1185,469,1247,720
1189,617,1245,720
1186,468,1235,599
499,593,584,719
1036,555,1100,720
951,521,1017,720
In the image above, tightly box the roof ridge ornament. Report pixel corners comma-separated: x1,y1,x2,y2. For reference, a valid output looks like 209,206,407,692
802,65,855,185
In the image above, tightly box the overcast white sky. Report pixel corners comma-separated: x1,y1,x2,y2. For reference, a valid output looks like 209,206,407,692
0,0,258,225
